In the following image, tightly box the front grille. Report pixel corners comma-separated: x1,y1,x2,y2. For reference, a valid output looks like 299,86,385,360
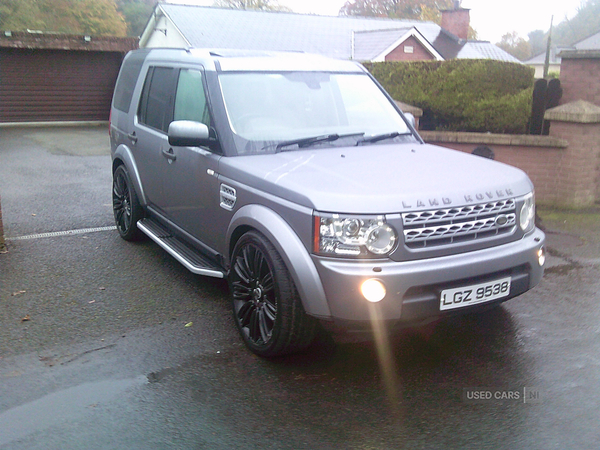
402,199,516,249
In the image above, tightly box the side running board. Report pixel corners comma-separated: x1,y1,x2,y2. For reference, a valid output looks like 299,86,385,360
137,218,225,279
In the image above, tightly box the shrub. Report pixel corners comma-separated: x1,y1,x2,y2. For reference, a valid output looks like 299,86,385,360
365,59,535,134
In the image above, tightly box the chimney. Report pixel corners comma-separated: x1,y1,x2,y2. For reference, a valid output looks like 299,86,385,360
440,1,470,41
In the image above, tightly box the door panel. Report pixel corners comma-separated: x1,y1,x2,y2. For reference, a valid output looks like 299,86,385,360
159,68,227,251
132,66,176,210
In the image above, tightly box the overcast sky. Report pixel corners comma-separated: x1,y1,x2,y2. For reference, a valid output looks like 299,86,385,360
175,0,584,43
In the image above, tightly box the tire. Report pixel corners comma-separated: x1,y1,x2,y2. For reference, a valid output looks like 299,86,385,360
112,165,144,241
229,230,317,357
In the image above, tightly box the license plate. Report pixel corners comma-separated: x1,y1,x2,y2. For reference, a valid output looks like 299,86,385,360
440,277,511,311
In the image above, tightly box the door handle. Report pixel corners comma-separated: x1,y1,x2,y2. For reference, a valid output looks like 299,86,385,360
162,148,177,161
128,132,138,144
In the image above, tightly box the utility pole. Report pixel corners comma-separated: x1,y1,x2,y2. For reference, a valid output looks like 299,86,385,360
543,15,554,79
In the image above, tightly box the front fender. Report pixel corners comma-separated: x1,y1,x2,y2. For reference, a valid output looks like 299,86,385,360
226,205,331,319
112,144,147,206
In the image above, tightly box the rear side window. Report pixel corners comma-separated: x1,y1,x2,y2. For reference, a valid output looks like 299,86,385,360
112,49,150,113
138,67,175,133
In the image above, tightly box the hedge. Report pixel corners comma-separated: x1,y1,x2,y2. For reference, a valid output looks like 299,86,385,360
365,60,535,134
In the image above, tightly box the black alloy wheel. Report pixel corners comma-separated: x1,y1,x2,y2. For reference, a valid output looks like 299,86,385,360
230,231,316,357
112,165,143,241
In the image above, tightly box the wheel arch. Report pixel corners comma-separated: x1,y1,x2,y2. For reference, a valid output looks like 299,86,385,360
226,205,331,319
112,144,147,206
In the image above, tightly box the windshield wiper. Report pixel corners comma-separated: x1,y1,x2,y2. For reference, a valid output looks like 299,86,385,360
356,131,413,145
274,132,364,152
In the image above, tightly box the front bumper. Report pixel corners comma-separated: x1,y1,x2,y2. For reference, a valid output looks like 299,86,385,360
310,228,545,326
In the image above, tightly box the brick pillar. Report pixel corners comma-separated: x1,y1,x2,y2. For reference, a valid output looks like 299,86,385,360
559,50,600,106
0,195,5,253
545,100,600,208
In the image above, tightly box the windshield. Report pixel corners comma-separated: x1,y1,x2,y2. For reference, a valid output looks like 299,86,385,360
218,71,415,154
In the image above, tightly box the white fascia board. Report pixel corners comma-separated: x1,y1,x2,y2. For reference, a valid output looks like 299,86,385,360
139,4,161,48
139,4,190,49
372,27,444,62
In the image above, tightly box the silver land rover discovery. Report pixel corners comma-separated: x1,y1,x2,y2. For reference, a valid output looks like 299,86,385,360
110,48,546,357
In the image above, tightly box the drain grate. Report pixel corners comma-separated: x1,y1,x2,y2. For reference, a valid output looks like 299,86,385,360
6,226,117,241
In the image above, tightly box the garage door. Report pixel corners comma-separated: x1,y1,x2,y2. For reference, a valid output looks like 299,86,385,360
0,48,123,123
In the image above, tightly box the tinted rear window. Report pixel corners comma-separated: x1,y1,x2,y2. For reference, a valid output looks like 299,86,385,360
138,67,175,133
113,49,150,112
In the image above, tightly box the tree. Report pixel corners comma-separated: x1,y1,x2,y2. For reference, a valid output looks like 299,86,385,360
72,0,127,36
212,0,292,11
496,31,532,61
339,0,477,38
0,0,127,36
116,0,154,37
524,0,600,51
339,0,453,20
527,30,546,57
551,0,600,45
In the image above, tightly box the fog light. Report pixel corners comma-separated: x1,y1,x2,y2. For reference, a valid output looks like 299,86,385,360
538,246,546,266
361,279,386,303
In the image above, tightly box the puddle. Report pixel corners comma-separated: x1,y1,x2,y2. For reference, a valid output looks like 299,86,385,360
0,376,147,446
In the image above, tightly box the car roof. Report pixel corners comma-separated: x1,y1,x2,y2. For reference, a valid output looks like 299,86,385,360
137,47,366,73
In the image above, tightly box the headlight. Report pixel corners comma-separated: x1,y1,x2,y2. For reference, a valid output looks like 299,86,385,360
519,192,535,232
313,213,398,257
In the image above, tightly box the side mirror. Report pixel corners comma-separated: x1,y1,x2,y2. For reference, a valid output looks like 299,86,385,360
404,112,416,128
168,120,210,147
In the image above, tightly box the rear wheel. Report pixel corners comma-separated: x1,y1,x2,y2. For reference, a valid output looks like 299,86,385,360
112,165,143,241
229,230,316,357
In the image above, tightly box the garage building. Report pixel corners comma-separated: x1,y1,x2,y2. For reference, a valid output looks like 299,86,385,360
0,31,137,124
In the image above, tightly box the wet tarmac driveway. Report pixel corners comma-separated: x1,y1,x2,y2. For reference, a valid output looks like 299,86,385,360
1,126,599,449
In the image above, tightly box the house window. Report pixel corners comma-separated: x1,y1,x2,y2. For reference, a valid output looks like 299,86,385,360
404,46,414,54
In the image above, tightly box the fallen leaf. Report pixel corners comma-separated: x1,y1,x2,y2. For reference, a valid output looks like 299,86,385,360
184,322,193,328
21,315,31,322
12,290,26,296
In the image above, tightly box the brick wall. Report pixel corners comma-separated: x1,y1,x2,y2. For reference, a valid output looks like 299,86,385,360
420,132,567,206
420,100,600,208
385,36,436,61
560,51,600,106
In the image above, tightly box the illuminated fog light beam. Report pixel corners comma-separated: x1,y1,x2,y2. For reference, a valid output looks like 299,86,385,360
367,302,401,416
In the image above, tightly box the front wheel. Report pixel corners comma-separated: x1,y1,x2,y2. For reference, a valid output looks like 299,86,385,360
112,165,144,241
229,231,316,357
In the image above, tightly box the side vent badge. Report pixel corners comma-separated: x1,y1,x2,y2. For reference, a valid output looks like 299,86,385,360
220,184,237,211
